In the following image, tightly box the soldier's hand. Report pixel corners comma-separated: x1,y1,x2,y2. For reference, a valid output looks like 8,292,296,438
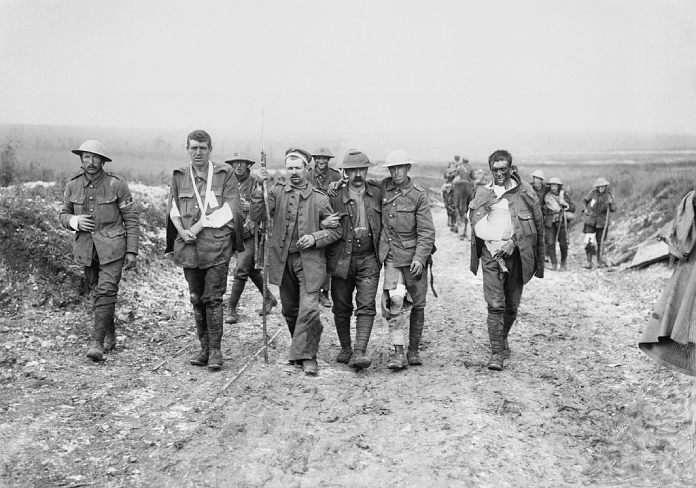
321,213,340,229
410,261,424,279
257,167,269,181
326,181,343,197
179,229,196,243
123,252,137,270
297,234,316,249
496,239,516,258
76,215,95,231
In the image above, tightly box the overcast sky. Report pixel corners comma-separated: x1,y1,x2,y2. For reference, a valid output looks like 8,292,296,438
1,0,695,157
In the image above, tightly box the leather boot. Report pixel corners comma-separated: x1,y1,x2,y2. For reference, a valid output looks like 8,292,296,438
250,273,278,315
226,278,246,324
349,315,373,369
334,315,352,363
86,305,109,362
102,303,117,352
502,313,515,359
387,345,407,370
407,308,424,365
206,303,224,371
582,251,593,269
189,305,209,366
319,290,332,308
487,313,505,371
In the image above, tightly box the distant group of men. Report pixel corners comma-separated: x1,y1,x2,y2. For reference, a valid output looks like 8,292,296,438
60,131,617,375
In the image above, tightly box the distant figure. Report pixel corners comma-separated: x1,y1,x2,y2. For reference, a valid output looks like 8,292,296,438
452,156,476,240
639,190,696,376
469,150,544,371
442,161,458,232
543,177,575,271
530,170,547,203
166,130,243,371
308,146,343,308
59,140,139,362
582,177,616,268
223,152,277,325
251,147,342,376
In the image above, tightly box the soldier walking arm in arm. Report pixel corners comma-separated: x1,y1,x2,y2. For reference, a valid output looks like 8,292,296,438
59,140,139,362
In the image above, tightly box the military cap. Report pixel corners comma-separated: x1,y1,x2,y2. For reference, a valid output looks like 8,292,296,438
548,177,563,185
531,170,545,180
312,146,335,159
340,149,373,169
383,150,415,168
454,155,461,162
224,151,256,165
285,147,312,166
72,140,112,162
594,177,610,187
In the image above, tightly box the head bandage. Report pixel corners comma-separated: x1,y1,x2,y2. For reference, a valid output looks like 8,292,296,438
285,151,309,166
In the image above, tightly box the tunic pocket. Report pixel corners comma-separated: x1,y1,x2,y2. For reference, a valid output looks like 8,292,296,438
97,194,119,224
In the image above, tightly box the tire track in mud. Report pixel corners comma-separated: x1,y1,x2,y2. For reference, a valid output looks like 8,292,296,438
139,208,638,487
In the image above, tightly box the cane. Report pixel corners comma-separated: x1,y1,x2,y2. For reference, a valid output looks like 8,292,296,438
260,112,270,363
599,206,610,266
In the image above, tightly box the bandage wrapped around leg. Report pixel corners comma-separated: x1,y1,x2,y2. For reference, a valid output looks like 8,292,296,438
583,233,597,255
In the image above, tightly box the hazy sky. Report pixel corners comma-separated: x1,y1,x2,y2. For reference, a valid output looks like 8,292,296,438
1,0,695,155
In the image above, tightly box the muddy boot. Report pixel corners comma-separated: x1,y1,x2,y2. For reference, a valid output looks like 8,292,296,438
319,290,332,308
559,248,568,272
102,303,117,352
334,315,352,363
225,279,246,324
407,308,424,366
303,358,319,376
189,305,209,366
487,313,505,371
582,251,593,269
349,314,374,368
206,303,224,371
86,305,108,362
250,273,278,315
349,350,372,369
387,345,407,370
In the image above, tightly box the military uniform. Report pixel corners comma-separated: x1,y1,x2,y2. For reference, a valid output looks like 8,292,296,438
543,180,575,270
582,178,617,267
442,164,458,231
453,159,475,239
469,167,544,370
223,157,277,323
250,151,342,370
377,151,436,368
167,160,243,370
59,141,139,362
326,150,382,369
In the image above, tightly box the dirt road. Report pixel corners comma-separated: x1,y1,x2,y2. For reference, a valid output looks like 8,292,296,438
1,206,694,487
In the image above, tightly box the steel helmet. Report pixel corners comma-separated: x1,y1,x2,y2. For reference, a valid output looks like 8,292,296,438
224,151,256,165
340,149,373,169
383,150,415,168
72,140,112,162
531,170,545,180
594,177,610,187
312,146,335,159
548,177,563,185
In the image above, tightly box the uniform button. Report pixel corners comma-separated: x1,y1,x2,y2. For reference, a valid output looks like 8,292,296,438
91,231,95,235
89,196,93,200
90,185,94,188
89,208,94,212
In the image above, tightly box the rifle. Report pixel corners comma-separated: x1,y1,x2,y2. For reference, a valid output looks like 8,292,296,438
599,206,611,266
259,112,270,363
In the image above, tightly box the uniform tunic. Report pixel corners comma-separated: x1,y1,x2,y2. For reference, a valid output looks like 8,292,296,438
308,167,343,194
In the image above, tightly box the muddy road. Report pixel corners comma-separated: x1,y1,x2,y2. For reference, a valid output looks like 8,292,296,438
1,206,695,487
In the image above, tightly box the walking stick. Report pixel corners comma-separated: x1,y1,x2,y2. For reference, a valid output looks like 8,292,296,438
260,112,270,363
599,206,610,266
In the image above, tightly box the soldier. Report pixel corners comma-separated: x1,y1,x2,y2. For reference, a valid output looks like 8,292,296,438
543,177,575,271
251,147,342,376
582,177,617,268
378,150,436,370
530,170,547,203
442,162,458,232
166,130,243,371
59,140,139,362
469,150,544,371
323,150,382,369
453,156,475,240
309,146,343,308
223,152,278,324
